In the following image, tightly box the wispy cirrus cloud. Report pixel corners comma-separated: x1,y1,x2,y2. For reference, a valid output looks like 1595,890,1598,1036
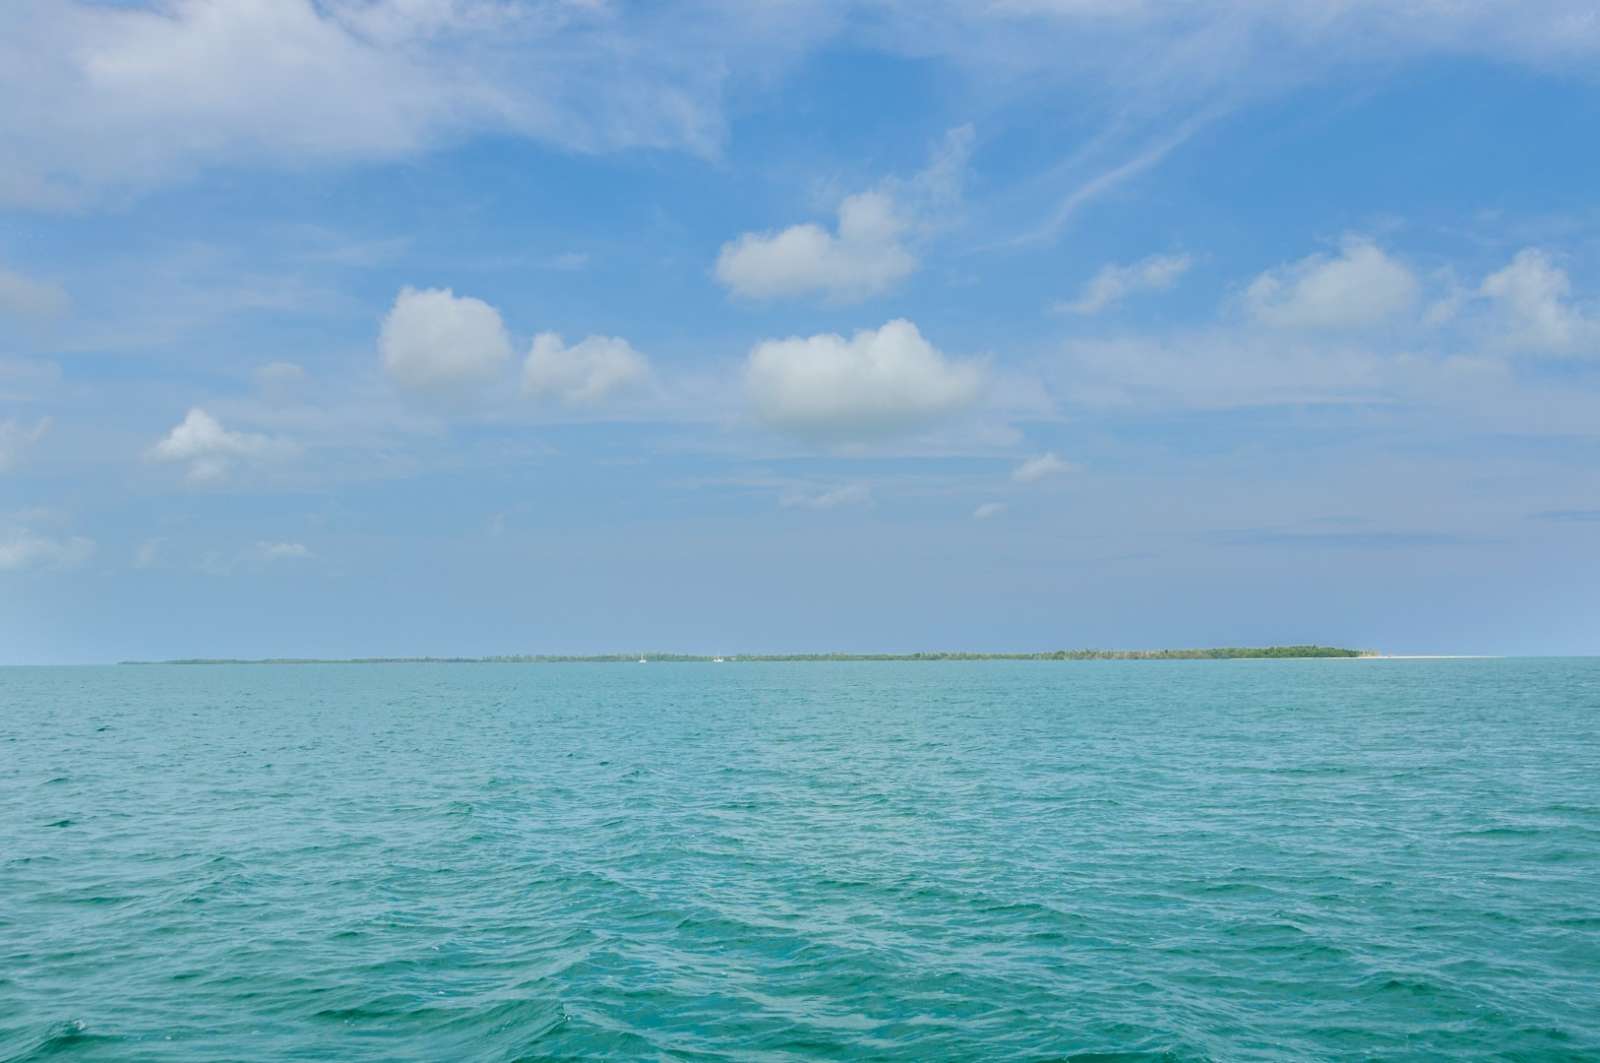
1216,529,1489,549
1057,253,1192,315
780,483,873,510
200,539,315,576
7,0,1600,216
0,0,818,208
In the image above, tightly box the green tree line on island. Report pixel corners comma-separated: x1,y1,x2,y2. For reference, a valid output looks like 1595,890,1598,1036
128,645,1374,664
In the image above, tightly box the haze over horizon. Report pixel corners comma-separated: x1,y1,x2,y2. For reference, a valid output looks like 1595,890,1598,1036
4,0,1600,663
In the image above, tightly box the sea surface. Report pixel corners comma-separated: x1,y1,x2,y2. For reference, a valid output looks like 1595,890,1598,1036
3,659,1598,1061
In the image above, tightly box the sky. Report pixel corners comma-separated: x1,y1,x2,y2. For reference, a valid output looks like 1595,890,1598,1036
3,0,1600,663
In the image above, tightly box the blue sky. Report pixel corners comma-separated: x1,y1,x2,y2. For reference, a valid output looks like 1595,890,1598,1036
4,0,1600,662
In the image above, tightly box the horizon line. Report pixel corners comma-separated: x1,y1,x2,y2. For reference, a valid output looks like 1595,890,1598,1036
111,645,1385,666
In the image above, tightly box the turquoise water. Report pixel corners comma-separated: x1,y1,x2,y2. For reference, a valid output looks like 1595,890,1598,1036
3,660,1598,1061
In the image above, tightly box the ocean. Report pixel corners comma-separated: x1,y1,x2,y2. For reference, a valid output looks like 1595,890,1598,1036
3,659,1598,1060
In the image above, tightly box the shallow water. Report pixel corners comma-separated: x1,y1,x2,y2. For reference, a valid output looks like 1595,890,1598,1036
3,659,1598,1060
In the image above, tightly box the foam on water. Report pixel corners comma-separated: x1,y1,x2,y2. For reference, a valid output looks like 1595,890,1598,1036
2,659,1598,1060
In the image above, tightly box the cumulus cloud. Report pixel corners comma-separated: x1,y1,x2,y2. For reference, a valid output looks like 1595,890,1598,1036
715,126,973,303
745,319,986,442
1013,452,1075,482
0,529,94,571
716,191,916,303
523,333,650,405
1058,253,1192,314
0,265,69,319
1479,248,1597,354
148,407,297,483
0,416,51,472
973,502,1006,520
1245,238,1419,330
380,286,512,394
780,484,872,510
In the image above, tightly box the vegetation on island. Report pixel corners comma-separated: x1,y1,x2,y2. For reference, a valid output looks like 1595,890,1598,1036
126,646,1372,664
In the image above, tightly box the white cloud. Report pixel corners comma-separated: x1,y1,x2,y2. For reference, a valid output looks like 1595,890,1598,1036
715,126,973,303
148,407,297,483
380,286,512,394
903,2,1600,118
1019,118,1212,247
0,529,94,571
0,265,69,319
6,2,1599,211
0,0,770,207
973,502,1006,520
1013,452,1075,482
1059,253,1192,314
745,319,986,442
716,191,916,303
249,541,312,562
1479,248,1597,354
1245,238,1419,330
913,123,978,209
0,416,51,472
780,484,872,510
523,333,650,405
202,539,315,576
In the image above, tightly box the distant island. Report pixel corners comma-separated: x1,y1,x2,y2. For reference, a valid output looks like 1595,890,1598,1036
124,646,1373,664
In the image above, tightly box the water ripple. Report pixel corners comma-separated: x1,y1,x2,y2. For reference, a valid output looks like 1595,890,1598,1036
2,659,1598,1059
